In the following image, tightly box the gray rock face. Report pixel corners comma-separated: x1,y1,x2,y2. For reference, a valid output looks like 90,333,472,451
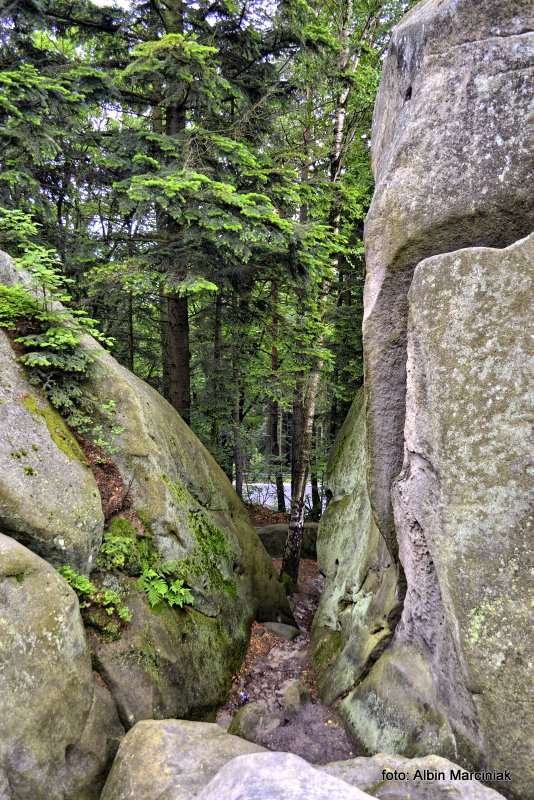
0,331,104,573
100,720,265,800
0,250,291,725
91,585,249,729
345,166,533,794
0,534,123,800
264,622,300,640
324,754,507,799
364,0,534,550
83,326,291,628
388,236,532,795
312,392,400,704
100,720,509,800
316,3,534,799
196,752,371,800
86,340,291,720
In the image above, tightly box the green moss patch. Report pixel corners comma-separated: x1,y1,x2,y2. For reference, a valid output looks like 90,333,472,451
22,394,88,464
97,515,157,574
162,474,237,596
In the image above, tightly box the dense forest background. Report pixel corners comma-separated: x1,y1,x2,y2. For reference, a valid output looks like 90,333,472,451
0,0,413,528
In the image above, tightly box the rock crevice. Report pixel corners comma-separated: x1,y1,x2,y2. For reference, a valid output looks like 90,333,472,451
314,2,534,798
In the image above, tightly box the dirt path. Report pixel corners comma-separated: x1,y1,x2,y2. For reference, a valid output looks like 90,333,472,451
217,558,356,764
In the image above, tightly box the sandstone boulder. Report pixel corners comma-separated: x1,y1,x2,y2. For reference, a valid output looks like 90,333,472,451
86,338,291,718
0,534,123,800
100,720,265,800
0,250,291,723
344,237,534,797
0,330,103,573
256,523,318,559
364,0,534,551
196,752,371,800
91,583,249,728
324,753,507,799
100,720,509,800
332,2,534,797
311,391,399,703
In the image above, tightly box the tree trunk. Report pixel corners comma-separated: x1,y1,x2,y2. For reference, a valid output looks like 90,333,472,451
164,291,191,423
126,292,135,372
232,292,244,499
268,282,286,513
310,420,322,520
210,290,223,450
274,407,286,513
310,470,321,521
156,0,191,423
281,362,321,586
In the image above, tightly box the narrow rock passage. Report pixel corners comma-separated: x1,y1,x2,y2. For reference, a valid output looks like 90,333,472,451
217,554,355,764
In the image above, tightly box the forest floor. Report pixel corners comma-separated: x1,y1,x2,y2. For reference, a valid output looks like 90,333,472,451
217,531,356,764
244,502,290,527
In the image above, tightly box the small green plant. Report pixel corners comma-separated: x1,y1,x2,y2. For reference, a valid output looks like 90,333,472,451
97,515,194,610
59,565,132,624
137,561,194,609
0,208,115,434
97,516,157,574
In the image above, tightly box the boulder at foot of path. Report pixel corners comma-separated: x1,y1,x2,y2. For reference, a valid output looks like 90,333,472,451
100,720,509,800
264,621,300,640
256,523,318,559
100,720,265,800
323,753,507,800
196,752,370,800
0,533,123,800
228,693,354,765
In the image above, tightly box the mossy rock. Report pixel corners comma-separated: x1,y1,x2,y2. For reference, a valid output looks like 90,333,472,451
0,328,103,573
0,252,292,724
0,533,123,800
100,720,265,800
92,581,250,728
311,391,400,705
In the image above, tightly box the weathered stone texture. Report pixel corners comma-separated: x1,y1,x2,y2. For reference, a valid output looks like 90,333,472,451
312,392,400,704
364,0,534,547
0,534,123,800
100,720,265,800
317,2,534,798
393,235,533,796
0,331,104,573
100,720,509,800
0,249,291,726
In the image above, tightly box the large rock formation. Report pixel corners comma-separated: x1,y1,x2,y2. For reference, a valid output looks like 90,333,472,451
101,720,508,800
364,0,534,548
314,2,534,799
0,251,290,731
0,331,104,574
196,753,369,800
311,392,400,702
100,720,266,800
0,534,123,800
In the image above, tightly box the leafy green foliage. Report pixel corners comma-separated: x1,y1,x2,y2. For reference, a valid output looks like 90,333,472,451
97,516,157,575
138,563,194,609
0,208,114,431
97,515,194,610
0,284,39,328
0,0,411,511
59,565,132,633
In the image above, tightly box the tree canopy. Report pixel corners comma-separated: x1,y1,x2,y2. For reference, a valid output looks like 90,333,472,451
0,0,415,582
